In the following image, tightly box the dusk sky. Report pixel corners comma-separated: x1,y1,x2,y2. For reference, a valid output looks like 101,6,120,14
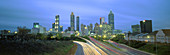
0,0,170,32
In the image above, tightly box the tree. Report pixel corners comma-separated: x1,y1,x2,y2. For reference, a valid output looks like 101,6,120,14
17,26,31,39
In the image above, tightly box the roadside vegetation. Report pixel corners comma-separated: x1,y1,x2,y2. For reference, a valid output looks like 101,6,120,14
0,27,85,55
110,34,170,55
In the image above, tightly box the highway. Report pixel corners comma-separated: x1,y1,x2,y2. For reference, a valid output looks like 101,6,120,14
107,40,153,55
74,37,152,55
73,41,101,55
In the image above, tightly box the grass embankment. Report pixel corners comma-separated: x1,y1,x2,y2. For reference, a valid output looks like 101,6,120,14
0,40,74,55
110,35,170,55
138,43,170,55
66,44,78,55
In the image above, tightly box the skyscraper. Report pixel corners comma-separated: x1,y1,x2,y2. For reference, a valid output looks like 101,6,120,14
100,17,105,24
60,26,63,31
90,23,93,31
55,15,60,32
94,23,99,34
70,12,75,31
76,16,79,31
108,10,114,30
52,23,55,28
131,24,140,33
140,20,152,33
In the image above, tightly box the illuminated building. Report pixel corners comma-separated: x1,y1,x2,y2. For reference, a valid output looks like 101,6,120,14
0,30,11,34
52,23,55,28
108,10,114,30
131,24,140,33
100,17,105,24
99,24,112,36
90,23,93,31
31,23,46,34
94,23,99,34
60,26,63,31
55,15,60,32
70,12,75,31
33,23,39,28
113,29,122,34
76,16,79,31
140,20,152,33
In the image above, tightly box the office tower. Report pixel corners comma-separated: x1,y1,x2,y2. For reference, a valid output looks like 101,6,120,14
76,16,79,31
140,20,152,33
33,23,39,28
108,10,114,30
68,27,71,31
70,12,75,31
94,23,99,34
55,15,60,32
100,17,105,24
87,25,90,32
100,17,102,24
90,23,93,31
131,24,140,33
60,26,63,31
52,23,55,28
99,24,112,36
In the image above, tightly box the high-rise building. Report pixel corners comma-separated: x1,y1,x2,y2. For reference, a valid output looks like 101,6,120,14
99,24,112,36
87,25,90,32
94,23,99,34
60,26,63,31
76,16,79,31
33,23,39,28
108,10,114,30
55,15,60,32
140,20,152,33
52,23,55,28
100,17,105,24
68,27,71,31
70,12,75,31
131,24,140,33
90,23,93,31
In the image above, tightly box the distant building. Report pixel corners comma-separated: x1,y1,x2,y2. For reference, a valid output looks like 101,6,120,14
156,29,170,43
100,17,105,24
132,24,140,33
90,23,93,31
68,27,71,31
140,20,152,33
55,15,60,32
76,16,79,31
113,29,122,34
108,10,114,30
70,12,75,31
99,24,112,36
0,30,10,35
31,23,46,34
94,23,99,34
52,23,55,28
33,23,39,28
60,26,63,32
87,25,90,32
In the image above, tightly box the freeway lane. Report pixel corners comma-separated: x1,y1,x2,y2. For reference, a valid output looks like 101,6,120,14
107,40,153,55
73,41,101,55
89,37,127,55
79,37,108,55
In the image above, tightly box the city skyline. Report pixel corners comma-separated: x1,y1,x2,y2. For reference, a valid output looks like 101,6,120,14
0,0,170,32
